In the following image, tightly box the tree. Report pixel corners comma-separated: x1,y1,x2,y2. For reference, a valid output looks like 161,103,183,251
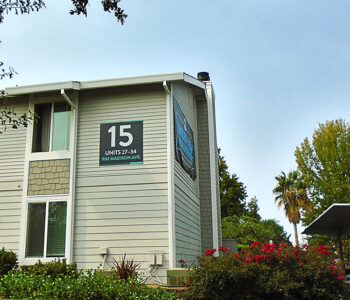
246,196,261,220
273,170,312,247
0,106,32,133
0,0,127,132
222,215,290,250
219,151,248,218
295,119,350,225
0,0,127,79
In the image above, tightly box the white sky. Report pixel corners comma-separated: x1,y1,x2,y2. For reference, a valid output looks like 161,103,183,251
1,0,350,242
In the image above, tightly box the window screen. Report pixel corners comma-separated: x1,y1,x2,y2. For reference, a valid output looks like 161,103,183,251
26,203,46,257
46,201,67,257
52,103,71,151
25,201,67,258
32,103,51,152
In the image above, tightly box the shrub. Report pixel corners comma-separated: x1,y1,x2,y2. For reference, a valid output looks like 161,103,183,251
0,248,18,277
20,258,78,279
0,268,179,299
185,243,345,300
112,253,140,281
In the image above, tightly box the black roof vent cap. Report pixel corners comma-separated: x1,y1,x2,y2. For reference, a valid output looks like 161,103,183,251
197,72,210,81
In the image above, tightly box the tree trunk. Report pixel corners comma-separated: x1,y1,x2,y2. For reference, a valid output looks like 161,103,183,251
293,222,299,247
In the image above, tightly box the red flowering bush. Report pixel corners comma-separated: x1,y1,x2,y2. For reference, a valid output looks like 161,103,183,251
184,242,345,300
205,249,216,256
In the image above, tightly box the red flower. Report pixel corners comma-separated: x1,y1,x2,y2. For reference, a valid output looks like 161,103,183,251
250,241,262,248
327,264,339,275
317,245,331,255
205,249,216,256
254,254,267,263
218,246,227,252
178,259,185,263
261,243,276,253
244,257,253,264
337,275,345,281
231,253,239,259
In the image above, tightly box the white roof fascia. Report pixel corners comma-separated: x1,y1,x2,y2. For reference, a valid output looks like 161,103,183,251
4,72,205,97
80,72,185,90
5,81,79,96
183,73,205,89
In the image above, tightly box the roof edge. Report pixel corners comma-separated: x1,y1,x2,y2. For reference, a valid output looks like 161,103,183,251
4,72,205,96
302,203,350,235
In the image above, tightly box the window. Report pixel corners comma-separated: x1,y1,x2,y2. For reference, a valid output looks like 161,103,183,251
32,102,71,152
25,201,67,258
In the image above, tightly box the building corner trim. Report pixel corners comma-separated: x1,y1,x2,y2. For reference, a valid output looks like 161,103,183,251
164,81,176,268
205,82,219,251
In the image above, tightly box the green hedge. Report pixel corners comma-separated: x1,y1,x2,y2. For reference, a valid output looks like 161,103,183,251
0,269,180,299
184,244,345,300
20,259,78,279
0,248,18,277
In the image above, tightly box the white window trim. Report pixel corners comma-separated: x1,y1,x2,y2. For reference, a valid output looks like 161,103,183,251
18,93,78,266
24,196,68,263
29,99,71,160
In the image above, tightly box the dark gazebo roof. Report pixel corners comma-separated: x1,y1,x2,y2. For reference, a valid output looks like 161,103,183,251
302,203,350,235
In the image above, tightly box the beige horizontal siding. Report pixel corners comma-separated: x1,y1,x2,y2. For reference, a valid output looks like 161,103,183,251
171,82,201,265
0,99,27,252
74,85,169,282
75,217,167,227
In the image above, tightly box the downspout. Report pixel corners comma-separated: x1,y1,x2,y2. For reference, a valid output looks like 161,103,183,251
61,86,79,264
163,81,176,268
337,231,346,273
205,81,219,252
61,89,76,108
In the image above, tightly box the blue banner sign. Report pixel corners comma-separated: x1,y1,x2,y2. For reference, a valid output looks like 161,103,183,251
173,97,196,180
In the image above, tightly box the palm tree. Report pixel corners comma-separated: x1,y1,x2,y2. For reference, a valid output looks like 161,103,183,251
273,171,312,247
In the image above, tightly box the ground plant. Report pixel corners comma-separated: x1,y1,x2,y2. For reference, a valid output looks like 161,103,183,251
0,259,179,299
20,258,78,279
184,244,345,300
112,253,140,281
0,248,17,277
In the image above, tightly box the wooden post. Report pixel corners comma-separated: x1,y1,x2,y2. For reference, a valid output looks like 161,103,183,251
338,231,346,273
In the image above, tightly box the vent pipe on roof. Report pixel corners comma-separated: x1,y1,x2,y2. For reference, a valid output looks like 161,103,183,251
197,72,210,81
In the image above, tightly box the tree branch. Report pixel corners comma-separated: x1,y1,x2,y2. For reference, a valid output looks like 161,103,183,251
0,0,46,23
0,106,34,133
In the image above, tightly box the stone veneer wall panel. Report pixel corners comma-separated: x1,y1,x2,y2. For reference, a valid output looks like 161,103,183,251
28,159,70,195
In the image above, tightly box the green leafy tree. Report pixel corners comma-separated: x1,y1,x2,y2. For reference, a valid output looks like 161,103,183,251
295,119,350,225
1,0,127,131
0,0,126,79
222,215,290,249
219,151,248,218
246,196,261,220
273,170,312,247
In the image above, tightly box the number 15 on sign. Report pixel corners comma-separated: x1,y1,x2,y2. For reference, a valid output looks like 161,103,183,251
100,121,143,165
108,124,133,147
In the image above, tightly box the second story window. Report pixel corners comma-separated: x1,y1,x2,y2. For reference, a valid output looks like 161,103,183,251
32,102,71,152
